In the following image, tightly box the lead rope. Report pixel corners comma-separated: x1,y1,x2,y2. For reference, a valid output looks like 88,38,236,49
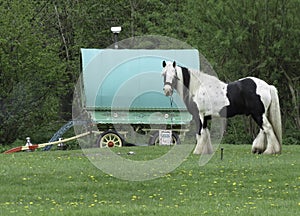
169,96,174,145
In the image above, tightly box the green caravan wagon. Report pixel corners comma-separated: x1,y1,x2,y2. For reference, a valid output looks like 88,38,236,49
80,49,199,147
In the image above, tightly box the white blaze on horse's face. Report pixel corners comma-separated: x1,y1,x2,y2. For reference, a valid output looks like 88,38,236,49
162,61,177,96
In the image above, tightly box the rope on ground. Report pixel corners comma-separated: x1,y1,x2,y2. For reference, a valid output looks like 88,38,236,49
3,131,96,154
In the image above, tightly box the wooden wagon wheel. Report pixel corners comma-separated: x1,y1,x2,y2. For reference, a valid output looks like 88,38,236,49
97,131,123,148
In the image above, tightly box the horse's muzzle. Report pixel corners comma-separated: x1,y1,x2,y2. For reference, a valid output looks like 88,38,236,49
163,84,173,96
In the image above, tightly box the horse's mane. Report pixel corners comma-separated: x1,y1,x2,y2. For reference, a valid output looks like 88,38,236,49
183,67,222,85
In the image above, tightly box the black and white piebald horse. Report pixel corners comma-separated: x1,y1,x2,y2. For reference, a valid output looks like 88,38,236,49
162,61,282,154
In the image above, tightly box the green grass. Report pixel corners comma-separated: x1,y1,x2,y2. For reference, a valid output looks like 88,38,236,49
0,145,299,215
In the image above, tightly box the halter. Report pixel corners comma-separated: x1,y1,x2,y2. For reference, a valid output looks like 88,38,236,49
163,68,179,90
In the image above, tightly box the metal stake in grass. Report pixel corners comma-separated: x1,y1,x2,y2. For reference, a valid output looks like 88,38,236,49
221,148,224,160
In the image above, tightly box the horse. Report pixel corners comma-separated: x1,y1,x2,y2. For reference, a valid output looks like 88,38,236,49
161,61,282,155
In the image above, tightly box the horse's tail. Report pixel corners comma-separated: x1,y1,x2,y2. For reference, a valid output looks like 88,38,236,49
268,85,282,148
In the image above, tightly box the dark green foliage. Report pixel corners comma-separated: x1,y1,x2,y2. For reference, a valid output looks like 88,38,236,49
0,0,299,145
222,117,254,145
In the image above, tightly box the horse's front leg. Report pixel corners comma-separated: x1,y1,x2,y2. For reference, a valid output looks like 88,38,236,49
193,115,213,155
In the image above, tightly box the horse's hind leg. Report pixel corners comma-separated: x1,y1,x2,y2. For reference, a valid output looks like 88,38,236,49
251,114,266,154
261,114,281,154
252,129,266,154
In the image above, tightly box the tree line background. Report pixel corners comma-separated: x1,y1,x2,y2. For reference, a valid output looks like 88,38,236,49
0,0,299,146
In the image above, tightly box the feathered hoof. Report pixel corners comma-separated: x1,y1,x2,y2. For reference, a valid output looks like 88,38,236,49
201,151,214,155
193,149,213,155
202,149,214,155
263,150,281,155
252,147,264,154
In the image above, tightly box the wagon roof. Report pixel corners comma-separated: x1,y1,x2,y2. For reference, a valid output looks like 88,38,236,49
80,49,200,110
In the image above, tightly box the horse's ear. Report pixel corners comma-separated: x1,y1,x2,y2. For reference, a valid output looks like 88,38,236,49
173,61,176,68
162,61,166,68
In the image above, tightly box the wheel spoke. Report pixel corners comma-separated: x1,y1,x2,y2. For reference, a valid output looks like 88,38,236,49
99,132,122,148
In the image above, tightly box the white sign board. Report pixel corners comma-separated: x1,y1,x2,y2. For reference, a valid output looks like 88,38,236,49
159,130,172,145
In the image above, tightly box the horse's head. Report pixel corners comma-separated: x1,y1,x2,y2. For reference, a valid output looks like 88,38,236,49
162,60,179,96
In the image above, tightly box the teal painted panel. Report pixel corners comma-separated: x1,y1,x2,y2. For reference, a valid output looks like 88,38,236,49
81,49,200,111
91,110,192,125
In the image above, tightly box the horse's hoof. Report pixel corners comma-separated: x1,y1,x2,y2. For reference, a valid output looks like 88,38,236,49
252,148,257,154
252,148,264,154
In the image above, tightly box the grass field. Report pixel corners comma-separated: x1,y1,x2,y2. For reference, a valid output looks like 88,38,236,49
0,144,299,215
